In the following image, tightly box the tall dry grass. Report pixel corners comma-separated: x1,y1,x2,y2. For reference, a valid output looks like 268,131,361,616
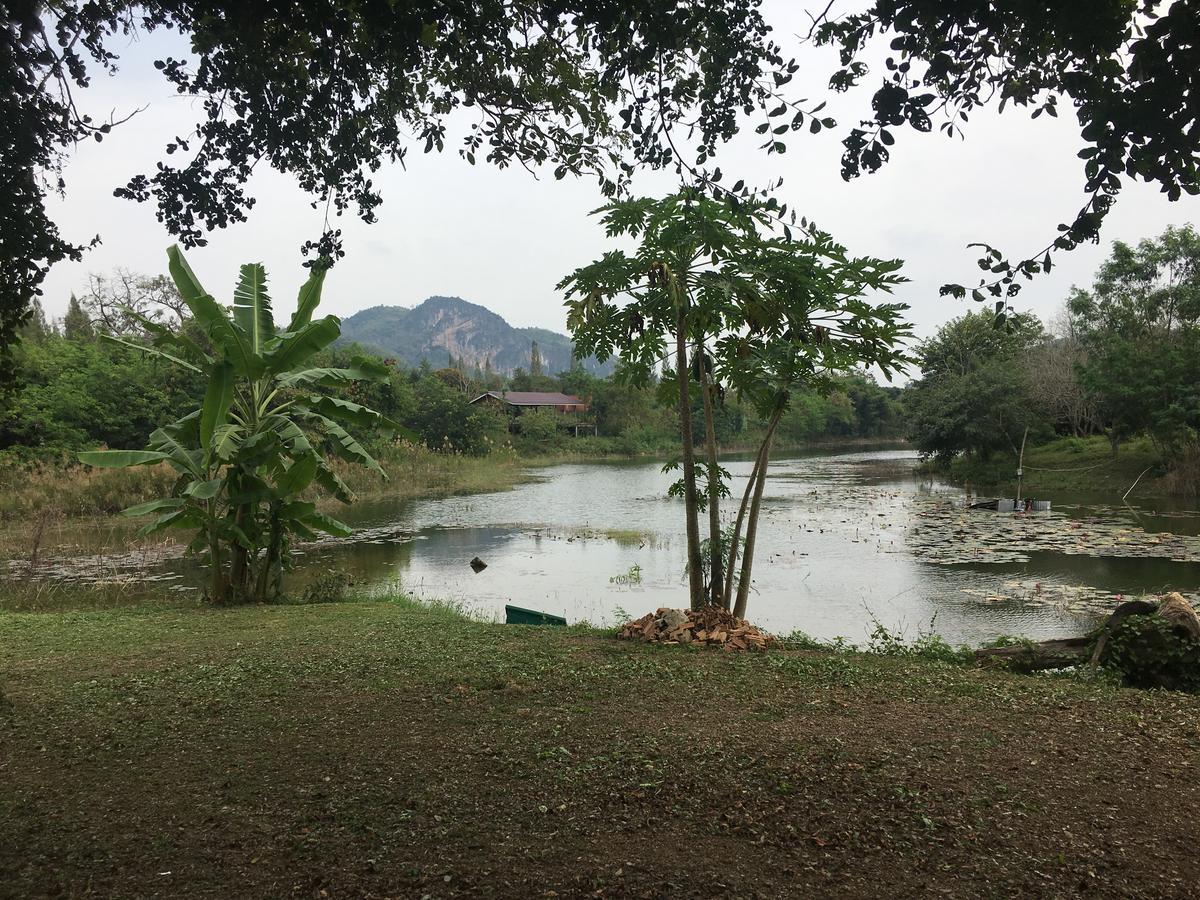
0,443,526,524
1163,445,1200,498
0,461,179,522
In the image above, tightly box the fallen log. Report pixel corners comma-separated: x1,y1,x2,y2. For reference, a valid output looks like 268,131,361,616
976,592,1200,679
975,636,1092,672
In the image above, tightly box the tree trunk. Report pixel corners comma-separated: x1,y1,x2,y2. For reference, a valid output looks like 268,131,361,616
733,416,778,619
723,446,762,611
699,356,723,607
674,302,704,611
974,637,1091,672
723,407,782,611
208,520,226,604
1088,599,1159,667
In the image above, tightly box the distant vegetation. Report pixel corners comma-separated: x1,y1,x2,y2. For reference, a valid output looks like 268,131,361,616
905,225,1200,496
0,267,905,525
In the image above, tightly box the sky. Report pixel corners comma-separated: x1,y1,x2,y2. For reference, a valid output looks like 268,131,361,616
40,2,1200,355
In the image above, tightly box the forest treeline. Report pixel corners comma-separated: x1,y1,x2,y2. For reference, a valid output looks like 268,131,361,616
0,276,904,468
6,223,1195,500
906,225,1200,495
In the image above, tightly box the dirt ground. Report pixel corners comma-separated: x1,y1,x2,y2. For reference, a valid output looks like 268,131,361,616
2,599,1199,898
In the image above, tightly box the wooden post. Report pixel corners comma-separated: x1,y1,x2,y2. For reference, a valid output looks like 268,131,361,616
1016,426,1028,505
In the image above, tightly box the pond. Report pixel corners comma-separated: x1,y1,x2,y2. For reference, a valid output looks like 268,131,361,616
10,447,1200,645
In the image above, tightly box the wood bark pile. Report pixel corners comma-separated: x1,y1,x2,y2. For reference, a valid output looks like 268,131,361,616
617,606,775,651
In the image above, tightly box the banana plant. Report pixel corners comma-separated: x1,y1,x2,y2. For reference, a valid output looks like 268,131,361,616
80,245,404,604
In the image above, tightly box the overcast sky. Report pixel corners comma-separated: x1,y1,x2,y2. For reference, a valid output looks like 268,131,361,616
41,2,1200,354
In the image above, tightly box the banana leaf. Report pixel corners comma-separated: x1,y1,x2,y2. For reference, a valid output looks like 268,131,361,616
78,449,171,468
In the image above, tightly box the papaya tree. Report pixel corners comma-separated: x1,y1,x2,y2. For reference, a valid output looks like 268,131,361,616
79,245,401,604
562,189,910,616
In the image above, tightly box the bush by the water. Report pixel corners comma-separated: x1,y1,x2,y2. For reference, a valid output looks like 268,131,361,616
1104,613,1200,692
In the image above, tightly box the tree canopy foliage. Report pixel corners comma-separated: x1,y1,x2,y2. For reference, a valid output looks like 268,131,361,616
2,0,791,372
1069,225,1200,458
813,0,1200,303
5,0,1197,381
904,309,1046,462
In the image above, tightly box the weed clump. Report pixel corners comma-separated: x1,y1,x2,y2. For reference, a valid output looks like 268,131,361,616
865,619,973,665
295,569,353,605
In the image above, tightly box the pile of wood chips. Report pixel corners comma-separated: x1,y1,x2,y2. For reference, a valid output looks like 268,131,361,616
617,606,775,652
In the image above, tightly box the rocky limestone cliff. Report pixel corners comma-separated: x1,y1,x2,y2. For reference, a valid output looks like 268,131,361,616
340,296,611,375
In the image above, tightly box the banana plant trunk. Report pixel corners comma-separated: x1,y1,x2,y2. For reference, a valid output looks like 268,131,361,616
208,517,227,604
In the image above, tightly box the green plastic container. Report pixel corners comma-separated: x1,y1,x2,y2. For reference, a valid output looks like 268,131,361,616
504,604,567,626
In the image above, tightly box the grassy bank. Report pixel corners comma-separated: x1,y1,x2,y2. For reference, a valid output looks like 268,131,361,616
3,598,1199,897
926,435,1170,499
0,436,906,525
0,443,529,523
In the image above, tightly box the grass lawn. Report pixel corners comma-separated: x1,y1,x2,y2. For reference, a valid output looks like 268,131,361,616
3,598,1200,898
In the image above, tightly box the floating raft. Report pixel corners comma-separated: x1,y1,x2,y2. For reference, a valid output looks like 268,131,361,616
969,498,1051,512
504,604,567,626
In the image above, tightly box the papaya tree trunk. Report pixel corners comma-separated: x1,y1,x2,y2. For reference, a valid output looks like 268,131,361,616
699,355,723,607
733,414,779,620
723,406,782,611
674,301,704,611
722,441,762,611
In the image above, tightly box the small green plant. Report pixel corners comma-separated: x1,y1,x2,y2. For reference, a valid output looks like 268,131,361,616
297,569,353,605
866,617,972,665
779,630,828,651
609,564,642,586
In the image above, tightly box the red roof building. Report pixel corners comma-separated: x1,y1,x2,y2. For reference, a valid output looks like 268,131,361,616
469,391,588,413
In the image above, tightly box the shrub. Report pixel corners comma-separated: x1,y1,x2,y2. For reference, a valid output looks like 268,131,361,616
1103,616,1200,691
866,620,972,665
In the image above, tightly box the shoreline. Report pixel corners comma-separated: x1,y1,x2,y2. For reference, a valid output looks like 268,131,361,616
915,435,1177,501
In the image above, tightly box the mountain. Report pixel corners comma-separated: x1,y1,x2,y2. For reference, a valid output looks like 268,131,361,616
339,296,612,375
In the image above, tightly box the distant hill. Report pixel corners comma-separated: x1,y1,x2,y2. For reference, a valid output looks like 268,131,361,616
339,296,612,375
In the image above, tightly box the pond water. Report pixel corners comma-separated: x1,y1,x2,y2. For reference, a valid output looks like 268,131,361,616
10,447,1200,645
